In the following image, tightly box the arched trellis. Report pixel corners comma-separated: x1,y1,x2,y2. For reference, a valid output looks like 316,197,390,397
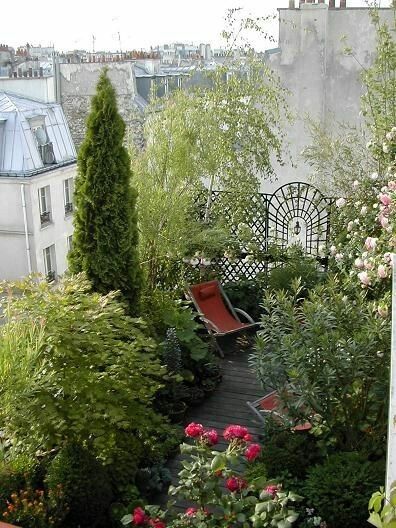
266,182,331,255
193,182,332,281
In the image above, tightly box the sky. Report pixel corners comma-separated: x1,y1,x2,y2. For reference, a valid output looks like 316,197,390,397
2,0,390,53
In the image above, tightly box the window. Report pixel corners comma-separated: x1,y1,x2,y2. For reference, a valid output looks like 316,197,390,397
63,178,74,214
38,185,52,225
67,234,73,252
43,244,56,282
29,115,56,165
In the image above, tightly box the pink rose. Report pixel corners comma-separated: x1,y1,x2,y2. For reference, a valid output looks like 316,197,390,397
264,485,280,498
388,180,396,191
223,425,248,441
354,258,364,269
226,476,248,492
379,193,392,206
133,507,147,526
203,429,219,446
380,215,390,229
365,237,378,251
245,443,261,462
383,252,392,264
364,259,374,271
377,264,388,279
185,422,204,438
358,271,371,286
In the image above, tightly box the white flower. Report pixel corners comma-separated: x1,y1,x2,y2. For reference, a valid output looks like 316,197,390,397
220,123,229,131
377,351,384,358
347,221,354,231
358,271,371,286
365,237,378,251
360,206,368,215
330,245,337,256
335,253,344,262
383,252,392,264
371,172,379,180
353,180,359,187
336,197,346,208
354,218,360,225
190,258,199,266
383,143,390,154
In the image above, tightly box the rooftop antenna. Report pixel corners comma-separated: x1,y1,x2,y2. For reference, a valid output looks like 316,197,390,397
92,34,96,53
118,31,122,59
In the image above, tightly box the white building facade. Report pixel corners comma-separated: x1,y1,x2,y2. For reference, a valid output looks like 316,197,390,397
0,92,77,281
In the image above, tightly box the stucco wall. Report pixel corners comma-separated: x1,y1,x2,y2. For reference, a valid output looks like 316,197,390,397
264,5,394,193
0,163,76,281
58,62,144,149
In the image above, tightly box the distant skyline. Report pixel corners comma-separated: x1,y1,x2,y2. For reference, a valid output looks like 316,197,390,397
2,0,390,53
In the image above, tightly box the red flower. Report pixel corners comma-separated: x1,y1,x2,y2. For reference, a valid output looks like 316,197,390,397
149,519,166,528
223,425,248,441
185,422,204,438
226,476,248,492
244,433,252,442
245,443,261,462
185,507,198,516
133,507,146,525
264,485,280,498
203,429,219,445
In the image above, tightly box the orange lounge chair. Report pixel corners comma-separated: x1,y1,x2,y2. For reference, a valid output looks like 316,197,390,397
247,390,312,432
186,280,259,356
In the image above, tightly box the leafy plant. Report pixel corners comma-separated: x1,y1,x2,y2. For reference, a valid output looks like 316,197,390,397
223,276,267,321
45,443,113,528
251,277,390,452
69,68,142,314
303,452,385,528
368,481,396,528
0,275,167,459
0,454,43,511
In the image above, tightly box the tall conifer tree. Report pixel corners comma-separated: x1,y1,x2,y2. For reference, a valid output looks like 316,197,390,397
69,68,141,313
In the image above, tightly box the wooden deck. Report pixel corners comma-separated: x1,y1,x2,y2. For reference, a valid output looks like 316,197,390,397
160,348,264,509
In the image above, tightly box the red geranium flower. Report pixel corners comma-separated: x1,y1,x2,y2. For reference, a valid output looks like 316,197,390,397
185,507,198,516
244,433,252,442
203,429,219,445
185,422,204,438
149,519,166,528
245,443,261,462
226,476,248,492
133,507,147,525
223,425,248,441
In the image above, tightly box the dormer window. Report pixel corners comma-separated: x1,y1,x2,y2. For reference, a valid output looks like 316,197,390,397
29,115,56,166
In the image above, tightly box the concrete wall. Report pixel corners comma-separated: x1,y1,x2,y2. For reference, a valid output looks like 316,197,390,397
0,77,55,103
0,163,76,281
264,5,394,193
58,62,144,149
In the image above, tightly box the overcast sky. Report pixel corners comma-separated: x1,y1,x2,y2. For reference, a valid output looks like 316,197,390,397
2,0,390,53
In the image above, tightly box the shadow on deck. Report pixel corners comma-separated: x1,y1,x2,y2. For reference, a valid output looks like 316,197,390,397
158,348,263,510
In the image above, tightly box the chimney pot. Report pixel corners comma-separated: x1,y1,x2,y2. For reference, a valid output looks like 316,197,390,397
306,0,313,3
329,0,335,6
340,0,346,6
289,0,295,7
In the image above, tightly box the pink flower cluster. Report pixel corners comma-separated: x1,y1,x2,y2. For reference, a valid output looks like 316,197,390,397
132,508,166,528
264,484,280,498
184,423,218,446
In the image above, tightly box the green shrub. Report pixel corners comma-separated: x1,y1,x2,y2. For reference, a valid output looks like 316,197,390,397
0,275,167,459
303,452,385,528
45,443,113,528
104,434,144,495
252,277,390,451
223,276,267,321
268,249,323,296
261,425,321,481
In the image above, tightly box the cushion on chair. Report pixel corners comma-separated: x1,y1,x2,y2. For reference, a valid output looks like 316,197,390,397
199,285,217,300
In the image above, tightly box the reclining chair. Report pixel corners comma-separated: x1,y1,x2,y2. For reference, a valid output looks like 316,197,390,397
186,280,259,356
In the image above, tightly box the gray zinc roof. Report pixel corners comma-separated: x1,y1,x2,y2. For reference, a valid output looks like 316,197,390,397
0,92,77,177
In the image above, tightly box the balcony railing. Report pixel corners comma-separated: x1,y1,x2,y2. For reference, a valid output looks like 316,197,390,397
64,202,73,214
40,211,51,225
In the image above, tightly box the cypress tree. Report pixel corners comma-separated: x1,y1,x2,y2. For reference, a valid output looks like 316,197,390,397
69,68,141,313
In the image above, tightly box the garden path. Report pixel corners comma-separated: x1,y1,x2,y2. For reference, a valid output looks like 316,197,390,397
160,348,264,510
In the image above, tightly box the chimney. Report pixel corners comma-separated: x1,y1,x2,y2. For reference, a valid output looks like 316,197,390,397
39,66,43,77
289,0,295,7
306,0,313,3
28,67,33,77
299,0,305,5
340,0,346,6
329,0,335,7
